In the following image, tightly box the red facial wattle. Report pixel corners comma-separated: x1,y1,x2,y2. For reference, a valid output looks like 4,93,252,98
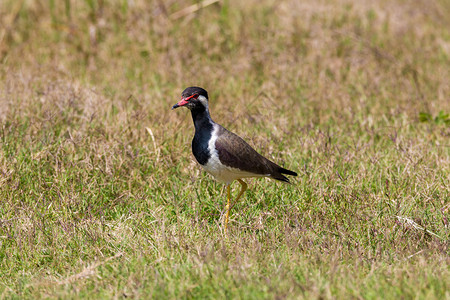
171,94,199,110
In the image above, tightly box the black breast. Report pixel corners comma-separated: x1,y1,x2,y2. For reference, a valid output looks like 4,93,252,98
192,122,213,165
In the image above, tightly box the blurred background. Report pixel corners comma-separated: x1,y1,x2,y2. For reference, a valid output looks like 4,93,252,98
0,0,449,298
2,0,449,116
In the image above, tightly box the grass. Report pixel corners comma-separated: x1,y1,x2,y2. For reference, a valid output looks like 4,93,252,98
0,0,449,298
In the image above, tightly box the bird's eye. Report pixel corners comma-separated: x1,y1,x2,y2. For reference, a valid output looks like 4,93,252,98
185,94,199,101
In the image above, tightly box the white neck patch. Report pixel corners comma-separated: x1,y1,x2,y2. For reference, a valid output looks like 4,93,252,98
198,95,209,110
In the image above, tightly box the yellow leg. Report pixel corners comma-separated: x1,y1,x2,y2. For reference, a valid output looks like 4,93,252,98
223,179,248,235
230,179,248,211
224,184,231,234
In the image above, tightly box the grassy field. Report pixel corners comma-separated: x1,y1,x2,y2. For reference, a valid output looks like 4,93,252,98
0,0,449,298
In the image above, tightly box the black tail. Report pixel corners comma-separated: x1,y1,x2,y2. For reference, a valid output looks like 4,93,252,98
271,167,297,183
279,167,297,177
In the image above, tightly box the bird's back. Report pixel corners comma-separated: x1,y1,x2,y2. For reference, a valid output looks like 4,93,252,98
214,125,296,182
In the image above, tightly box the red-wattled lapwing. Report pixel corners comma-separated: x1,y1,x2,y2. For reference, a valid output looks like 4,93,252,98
172,87,297,234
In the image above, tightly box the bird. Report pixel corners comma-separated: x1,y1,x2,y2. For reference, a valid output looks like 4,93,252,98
172,86,297,234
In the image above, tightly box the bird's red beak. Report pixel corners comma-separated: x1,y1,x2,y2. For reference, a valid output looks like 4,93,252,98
171,94,198,110
172,98,189,110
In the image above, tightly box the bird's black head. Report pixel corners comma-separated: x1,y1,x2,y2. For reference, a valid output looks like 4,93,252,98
172,87,209,111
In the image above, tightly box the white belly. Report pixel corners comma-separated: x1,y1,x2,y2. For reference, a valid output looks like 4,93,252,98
202,155,266,183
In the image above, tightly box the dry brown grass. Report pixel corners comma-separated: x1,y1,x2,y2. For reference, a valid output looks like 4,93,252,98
0,0,449,298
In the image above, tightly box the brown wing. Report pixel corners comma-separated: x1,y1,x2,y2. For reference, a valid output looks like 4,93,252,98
214,125,294,181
